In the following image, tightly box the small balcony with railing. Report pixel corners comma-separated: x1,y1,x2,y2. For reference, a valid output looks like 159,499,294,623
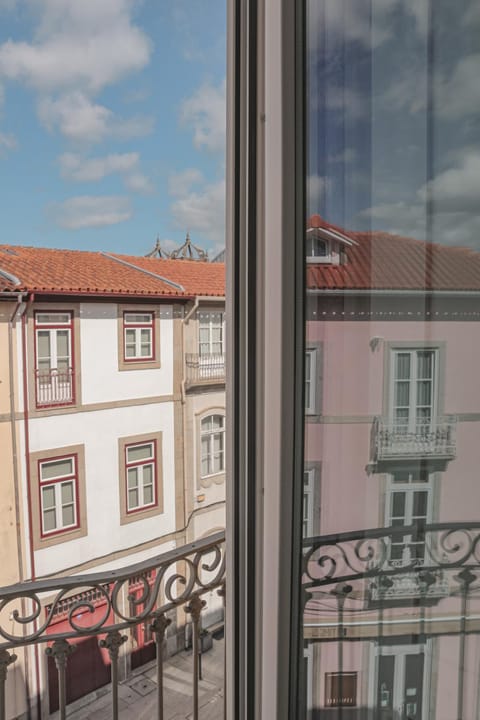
35,367,75,408
372,416,457,463
185,354,226,388
0,532,225,720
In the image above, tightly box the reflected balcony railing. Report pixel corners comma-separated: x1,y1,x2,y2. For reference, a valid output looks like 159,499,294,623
35,367,75,408
0,532,225,720
303,522,480,617
372,416,457,462
185,353,226,386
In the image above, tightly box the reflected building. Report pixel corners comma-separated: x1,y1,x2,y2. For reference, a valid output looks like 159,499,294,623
303,215,480,718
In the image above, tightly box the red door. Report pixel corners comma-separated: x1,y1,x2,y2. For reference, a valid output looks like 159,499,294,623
46,592,113,712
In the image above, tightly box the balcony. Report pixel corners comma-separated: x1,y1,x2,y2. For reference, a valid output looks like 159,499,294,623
303,522,480,617
185,353,226,388
372,416,457,463
35,368,75,408
0,532,225,720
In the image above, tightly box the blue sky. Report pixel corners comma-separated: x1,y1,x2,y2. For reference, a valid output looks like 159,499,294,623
307,0,480,249
0,0,226,256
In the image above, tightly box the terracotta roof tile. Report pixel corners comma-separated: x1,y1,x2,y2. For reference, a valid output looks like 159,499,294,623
0,245,226,298
307,217,480,292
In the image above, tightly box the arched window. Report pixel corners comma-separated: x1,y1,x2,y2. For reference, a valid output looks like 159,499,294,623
200,414,225,477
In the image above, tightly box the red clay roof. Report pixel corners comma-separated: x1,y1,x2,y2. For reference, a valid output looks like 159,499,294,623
307,215,480,292
0,245,225,298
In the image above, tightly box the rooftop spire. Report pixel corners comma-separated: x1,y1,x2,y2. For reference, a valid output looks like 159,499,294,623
169,232,209,262
145,236,171,259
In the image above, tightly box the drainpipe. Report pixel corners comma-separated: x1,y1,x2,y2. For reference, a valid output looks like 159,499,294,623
19,293,42,719
6,293,34,720
6,292,27,582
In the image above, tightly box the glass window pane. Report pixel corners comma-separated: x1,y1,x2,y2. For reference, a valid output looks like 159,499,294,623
125,313,152,324
128,468,139,488
128,488,139,509
61,482,74,504
62,504,75,527
142,464,153,486
43,508,57,532
36,314,70,324
37,331,51,359
391,492,406,519
127,444,153,462
42,485,56,509
300,1,480,716
56,330,70,358
396,354,411,380
143,485,154,505
41,458,73,480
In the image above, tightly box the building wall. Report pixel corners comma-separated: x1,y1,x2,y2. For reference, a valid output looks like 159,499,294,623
305,313,480,716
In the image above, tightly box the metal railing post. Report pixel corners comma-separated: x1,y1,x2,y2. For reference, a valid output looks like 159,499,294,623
100,631,127,720
150,612,171,720
46,639,75,720
186,595,206,720
0,650,16,720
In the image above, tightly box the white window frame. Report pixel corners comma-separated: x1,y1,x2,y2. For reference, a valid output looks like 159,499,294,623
39,455,78,536
305,348,317,415
200,414,226,478
125,441,157,513
35,312,73,374
305,233,331,263
389,348,439,432
123,312,154,362
385,469,433,565
303,469,315,537
198,311,225,356
368,641,432,720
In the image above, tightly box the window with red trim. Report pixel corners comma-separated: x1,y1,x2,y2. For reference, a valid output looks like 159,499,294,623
125,441,157,512
123,312,154,362
39,455,79,537
34,311,75,407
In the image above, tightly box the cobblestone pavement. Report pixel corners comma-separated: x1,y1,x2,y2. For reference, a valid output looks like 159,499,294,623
63,638,224,720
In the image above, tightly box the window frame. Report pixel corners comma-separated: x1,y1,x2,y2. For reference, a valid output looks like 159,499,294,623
200,413,226,480
123,311,155,362
389,348,439,431
34,310,75,409
118,432,163,524
124,439,157,515
385,468,434,565
29,444,87,549
198,310,226,356
38,453,80,538
117,305,161,371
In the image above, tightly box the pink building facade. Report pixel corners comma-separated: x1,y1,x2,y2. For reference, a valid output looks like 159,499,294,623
303,219,480,719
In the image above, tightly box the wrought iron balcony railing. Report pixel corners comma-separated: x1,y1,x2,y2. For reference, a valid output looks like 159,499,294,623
35,367,75,408
302,522,480,612
0,531,225,720
185,353,226,385
372,416,457,462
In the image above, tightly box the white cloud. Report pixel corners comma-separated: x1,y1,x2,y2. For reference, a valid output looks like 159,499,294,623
168,168,203,197
181,79,226,154
418,152,480,213
170,172,225,246
436,54,480,120
307,174,332,215
49,195,132,229
0,0,152,142
59,151,139,181
0,130,17,152
59,151,153,193
0,0,151,93
360,152,480,248
38,91,153,143
124,172,154,194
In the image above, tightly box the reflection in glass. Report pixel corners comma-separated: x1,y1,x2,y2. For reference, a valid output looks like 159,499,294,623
300,0,480,717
